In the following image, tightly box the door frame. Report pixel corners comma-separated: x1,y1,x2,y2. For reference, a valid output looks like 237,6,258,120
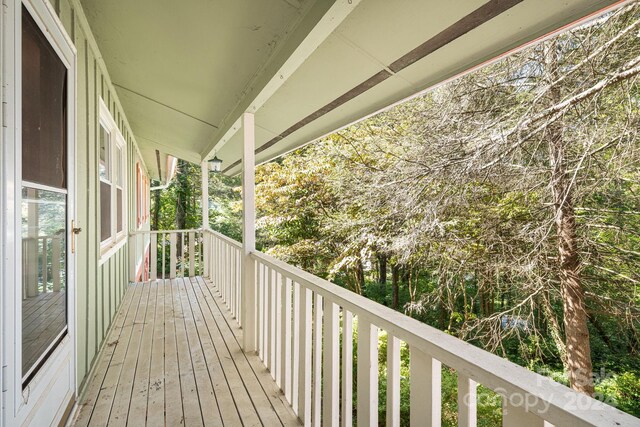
1,0,77,424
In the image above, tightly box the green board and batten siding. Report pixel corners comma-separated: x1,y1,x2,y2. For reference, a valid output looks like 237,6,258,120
53,0,148,393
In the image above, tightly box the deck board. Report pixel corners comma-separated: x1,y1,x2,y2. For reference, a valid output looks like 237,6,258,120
72,277,301,426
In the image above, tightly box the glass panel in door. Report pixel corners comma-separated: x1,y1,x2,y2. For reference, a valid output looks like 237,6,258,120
21,6,68,381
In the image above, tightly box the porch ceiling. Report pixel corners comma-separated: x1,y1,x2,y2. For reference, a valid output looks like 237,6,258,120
80,0,623,177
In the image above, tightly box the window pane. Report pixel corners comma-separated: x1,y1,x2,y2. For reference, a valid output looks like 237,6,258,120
117,188,123,233
116,146,123,186
21,187,67,377
99,126,110,181
22,7,67,189
100,181,111,242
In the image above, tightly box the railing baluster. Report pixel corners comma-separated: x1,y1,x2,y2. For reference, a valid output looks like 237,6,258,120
209,233,214,280
231,243,236,315
228,243,232,305
222,242,227,302
160,233,165,279
27,237,38,296
257,262,264,361
224,241,227,298
341,310,353,427
234,247,238,316
457,374,477,427
228,243,232,307
169,233,177,279
282,277,293,403
215,237,219,289
265,265,272,371
298,286,312,425
312,293,323,427
189,231,195,277
150,233,157,280
224,243,231,309
235,247,239,318
292,281,301,414
275,272,283,387
357,318,378,427
410,346,441,427
180,232,185,278
262,263,268,362
269,268,276,376
387,334,401,427
52,237,61,292
237,248,242,324
41,237,48,291
323,300,339,426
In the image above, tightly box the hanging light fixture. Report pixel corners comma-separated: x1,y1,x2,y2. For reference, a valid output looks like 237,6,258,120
208,155,222,172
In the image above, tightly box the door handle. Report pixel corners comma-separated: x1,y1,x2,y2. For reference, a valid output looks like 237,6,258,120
71,220,82,253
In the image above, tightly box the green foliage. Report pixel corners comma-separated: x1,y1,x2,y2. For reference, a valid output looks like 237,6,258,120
597,373,640,415
208,172,242,241
152,160,202,231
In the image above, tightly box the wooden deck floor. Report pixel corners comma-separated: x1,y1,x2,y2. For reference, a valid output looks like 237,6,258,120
23,290,66,373
72,277,300,426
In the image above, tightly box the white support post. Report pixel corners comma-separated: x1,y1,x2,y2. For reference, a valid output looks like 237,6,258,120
201,160,209,277
241,112,256,352
201,160,209,228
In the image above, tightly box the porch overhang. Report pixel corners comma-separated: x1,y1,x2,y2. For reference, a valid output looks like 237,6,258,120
80,0,627,177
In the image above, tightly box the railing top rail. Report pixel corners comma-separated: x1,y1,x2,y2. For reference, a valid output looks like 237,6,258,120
203,228,242,249
250,250,637,427
129,229,203,236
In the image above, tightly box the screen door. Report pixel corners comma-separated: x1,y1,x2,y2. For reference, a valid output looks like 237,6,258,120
20,5,69,384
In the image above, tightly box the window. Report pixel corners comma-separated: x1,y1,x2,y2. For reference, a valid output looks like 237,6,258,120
99,100,126,252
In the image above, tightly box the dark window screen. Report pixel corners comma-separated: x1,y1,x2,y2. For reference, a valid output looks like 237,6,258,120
22,8,67,189
117,188,123,232
101,181,111,241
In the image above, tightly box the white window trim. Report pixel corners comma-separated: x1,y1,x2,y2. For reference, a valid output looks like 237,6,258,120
99,99,127,258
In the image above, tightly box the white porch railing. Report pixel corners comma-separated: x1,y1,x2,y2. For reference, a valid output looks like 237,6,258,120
199,229,638,426
203,228,243,325
129,229,203,281
22,235,64,298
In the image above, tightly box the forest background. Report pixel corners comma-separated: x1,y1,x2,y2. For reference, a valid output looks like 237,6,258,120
152,3,640,424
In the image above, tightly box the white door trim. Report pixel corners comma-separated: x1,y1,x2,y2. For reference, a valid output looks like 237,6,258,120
1,0,77,424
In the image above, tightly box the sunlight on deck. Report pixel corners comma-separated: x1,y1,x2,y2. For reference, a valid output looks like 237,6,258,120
72,277,300,426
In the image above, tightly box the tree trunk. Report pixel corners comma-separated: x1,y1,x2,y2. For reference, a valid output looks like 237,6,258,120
378,253,387,286
391,264,400,310
355,258,365,295
546,42,593,396
438,299,446,329
628,326,640,355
